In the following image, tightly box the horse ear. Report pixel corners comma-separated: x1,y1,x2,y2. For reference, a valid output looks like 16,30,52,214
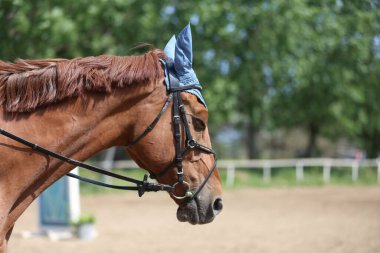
174,24,200,85
164,35,176,60
175,24,193,68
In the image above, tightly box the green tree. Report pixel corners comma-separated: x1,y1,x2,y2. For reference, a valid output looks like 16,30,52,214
269,0,380,157
1,0,379,158
330,0,380,157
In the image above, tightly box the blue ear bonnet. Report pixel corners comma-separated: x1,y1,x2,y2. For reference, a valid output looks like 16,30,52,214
162,24,206,107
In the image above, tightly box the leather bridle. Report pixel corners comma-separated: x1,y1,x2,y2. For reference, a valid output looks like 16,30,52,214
0,58,217,201
126,58,217,200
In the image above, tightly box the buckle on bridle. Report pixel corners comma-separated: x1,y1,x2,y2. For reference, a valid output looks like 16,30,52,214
187,139,196,149
138,175,175,197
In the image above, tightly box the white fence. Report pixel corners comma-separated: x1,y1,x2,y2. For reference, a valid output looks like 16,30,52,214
98,158,380,187
217,158,380,186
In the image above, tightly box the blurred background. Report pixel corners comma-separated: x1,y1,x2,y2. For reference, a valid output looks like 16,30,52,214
1,0,380,160
2,1,380,253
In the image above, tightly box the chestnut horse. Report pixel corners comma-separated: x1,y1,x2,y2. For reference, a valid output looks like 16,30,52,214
0,50,222,252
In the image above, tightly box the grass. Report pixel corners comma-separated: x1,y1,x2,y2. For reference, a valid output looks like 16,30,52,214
78,166,379,195
220,166,379,189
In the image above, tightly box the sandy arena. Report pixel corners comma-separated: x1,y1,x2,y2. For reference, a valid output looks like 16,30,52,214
9,186,380,253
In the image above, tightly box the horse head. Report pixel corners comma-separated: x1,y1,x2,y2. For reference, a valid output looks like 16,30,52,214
125,24,223,224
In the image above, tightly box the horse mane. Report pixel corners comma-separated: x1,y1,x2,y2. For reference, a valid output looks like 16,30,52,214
0,49,166,112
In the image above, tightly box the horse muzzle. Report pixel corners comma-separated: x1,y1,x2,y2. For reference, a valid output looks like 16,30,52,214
176,195,223,225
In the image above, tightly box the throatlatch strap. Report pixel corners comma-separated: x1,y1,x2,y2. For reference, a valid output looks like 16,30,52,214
126,93,173,148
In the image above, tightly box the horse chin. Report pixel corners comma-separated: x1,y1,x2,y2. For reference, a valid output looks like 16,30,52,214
176,198,215,225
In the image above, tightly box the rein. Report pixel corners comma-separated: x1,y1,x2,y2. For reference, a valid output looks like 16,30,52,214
0,127,173,197
0,58,217,201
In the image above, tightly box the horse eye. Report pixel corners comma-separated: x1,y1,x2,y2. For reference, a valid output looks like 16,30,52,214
192,116,206,131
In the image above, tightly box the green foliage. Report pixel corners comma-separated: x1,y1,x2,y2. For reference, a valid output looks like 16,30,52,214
1,0,379,157
266,1,380,156
72,213,96,225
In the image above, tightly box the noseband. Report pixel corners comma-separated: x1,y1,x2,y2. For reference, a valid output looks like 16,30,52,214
0,58,217,202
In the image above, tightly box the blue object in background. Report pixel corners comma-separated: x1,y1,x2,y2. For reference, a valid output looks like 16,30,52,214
38,169,80,236
39,177,70,227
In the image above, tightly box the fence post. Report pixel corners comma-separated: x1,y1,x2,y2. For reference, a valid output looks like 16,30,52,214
377,159,380,184
296,161,304,182
352,161,359,182
263,161,271,183
101,147,117,183
226,164,235,187
323,160,331,183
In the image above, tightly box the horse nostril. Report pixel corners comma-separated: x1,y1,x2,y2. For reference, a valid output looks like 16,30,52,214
213,197,223,215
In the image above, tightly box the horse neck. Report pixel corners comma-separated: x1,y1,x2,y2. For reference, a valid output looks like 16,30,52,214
1,82,157,198
8,83,160,157
0,80,165,244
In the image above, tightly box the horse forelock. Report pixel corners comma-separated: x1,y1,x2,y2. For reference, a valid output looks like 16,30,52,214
0,50,165,113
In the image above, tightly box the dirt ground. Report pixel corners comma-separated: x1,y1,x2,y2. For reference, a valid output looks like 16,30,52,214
9,186,380,253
